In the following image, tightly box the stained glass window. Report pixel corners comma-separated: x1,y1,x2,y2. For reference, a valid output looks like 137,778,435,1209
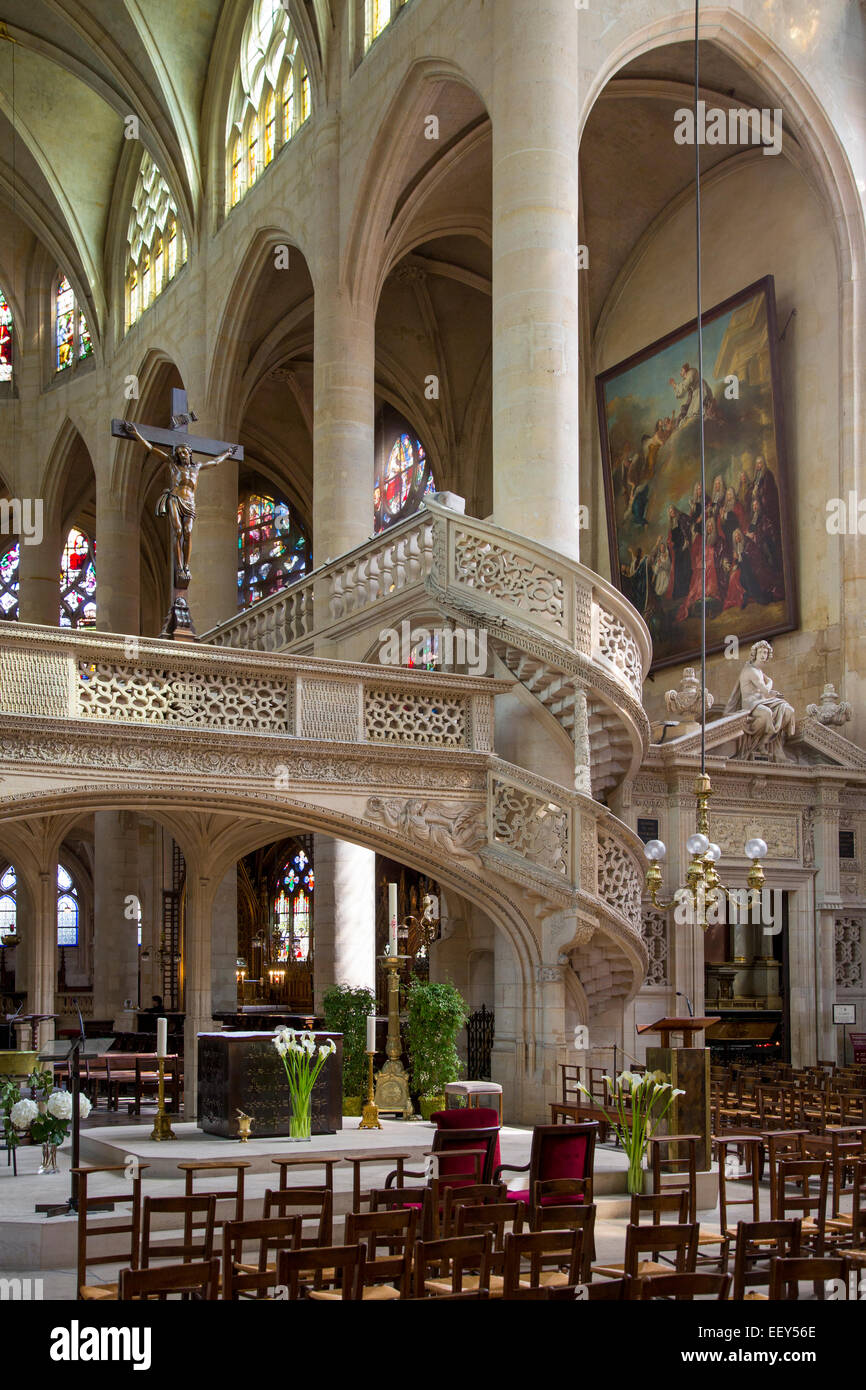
237,490,310,610
282,70,294,140
365,0,406,49
373,432,434,534
56,276,75,372
0,865,16,936
226,0,308,211
126,154,187,329
0,543,18,621
0,290,13,383
264,92,276,165
55,275,92,372
273,849,314,962
57,864,79,948
60,528,96,629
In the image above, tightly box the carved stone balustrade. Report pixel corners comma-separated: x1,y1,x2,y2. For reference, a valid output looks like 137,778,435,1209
205,502,651,797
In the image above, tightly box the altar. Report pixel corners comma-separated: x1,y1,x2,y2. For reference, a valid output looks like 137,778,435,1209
197,1031,343,1138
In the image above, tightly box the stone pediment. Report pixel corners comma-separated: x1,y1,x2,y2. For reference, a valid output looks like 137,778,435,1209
651,713,866,772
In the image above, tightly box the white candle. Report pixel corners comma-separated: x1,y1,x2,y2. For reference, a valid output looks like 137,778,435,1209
366,1016,377,1053
157,1017,167,1059
388,882,398,956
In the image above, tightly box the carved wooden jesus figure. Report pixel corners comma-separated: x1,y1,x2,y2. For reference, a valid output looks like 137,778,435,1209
121,420,237,586
111,388,244,639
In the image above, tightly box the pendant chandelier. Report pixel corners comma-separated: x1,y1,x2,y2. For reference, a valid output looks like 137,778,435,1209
641,0,768,929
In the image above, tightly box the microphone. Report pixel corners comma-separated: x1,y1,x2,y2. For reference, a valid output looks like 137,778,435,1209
676,991,694,1018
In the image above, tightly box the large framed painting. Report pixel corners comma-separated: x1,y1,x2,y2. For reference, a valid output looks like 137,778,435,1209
596,276,797,671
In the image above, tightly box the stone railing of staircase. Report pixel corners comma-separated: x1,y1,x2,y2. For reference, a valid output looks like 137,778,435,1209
0,623,648,1006
204,502,651,794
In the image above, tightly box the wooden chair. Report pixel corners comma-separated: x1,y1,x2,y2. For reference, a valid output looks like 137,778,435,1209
221,1216,302,1300
827,1157,866,1258
765,1130,808,1216
344,1209,418,1300
774,1158,829,1254
118,1258,219,1301
648,1133,729,1268
389,1126,499,1190
496,1122,597,1222
501,1229,584,1298
531,1193,596,1282
276,1243,366,1300
73,1164,147,1301
769,1256,852,1301
593,1222,698,1280
634,1271,731,1300
140,1194,216,1267
731,1219,802,1300
629,1191,689,1225
262,1187,332,1247
441,1183,508,1237
414,1233,494,1298
270,1155,341,1197
176,1159,250,1256
344,1153,410,1212
714,1135,762,1237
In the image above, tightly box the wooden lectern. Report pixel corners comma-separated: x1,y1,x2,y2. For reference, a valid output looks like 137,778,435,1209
636,1016,720,1170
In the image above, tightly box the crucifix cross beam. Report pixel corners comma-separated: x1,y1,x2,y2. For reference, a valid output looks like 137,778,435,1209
111,388,244,461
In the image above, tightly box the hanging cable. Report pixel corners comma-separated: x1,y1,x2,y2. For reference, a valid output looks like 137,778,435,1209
694,0,707,775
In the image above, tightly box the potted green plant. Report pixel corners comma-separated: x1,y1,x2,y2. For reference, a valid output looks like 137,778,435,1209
406,978,469,1119
322,984,375,1116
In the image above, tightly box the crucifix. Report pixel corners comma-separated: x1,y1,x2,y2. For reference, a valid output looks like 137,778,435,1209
111,388,243,640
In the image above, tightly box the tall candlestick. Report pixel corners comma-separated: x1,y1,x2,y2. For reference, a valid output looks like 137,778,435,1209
157,1017,167,1058
366,1015,377,1053
388,882,398,956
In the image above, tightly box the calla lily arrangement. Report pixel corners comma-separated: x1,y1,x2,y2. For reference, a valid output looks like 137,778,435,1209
578,1069,686,1194
272,1028,337,1141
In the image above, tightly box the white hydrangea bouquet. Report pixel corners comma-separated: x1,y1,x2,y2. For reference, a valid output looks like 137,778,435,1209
5,1070,92,1173
578,1069,685,1195
272,1028,336,1142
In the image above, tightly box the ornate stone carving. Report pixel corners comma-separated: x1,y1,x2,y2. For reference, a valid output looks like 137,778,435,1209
597,835,642,931
365,797,486,860
712,814,798,860
802,808,815,866
490,780,569,876
0,648,71,718
641,908,669,986
835,917,863,989
807,683,852,726
664,667,713,720
77,661,292,731
452,531,565,630
299,679,360,742
364,688,466,746
596,606,643,697
723,640,795,762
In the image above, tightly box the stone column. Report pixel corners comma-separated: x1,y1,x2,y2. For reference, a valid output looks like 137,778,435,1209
16,513,62,626
491,923,524,1121
312,835,376,1009
92,810,140,1029
491,0,581,560
25,862,58,1048
571,685,592,796
183,870,218,1119
210,866,238,1016
312,112,377,569
185,434,239,635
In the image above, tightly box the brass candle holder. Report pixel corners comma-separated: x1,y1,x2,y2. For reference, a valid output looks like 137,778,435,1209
374,954,413,1120
150,1058,177,1141
359,1052,381,1130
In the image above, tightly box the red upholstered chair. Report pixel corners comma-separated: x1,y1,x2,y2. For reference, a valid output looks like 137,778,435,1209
430,1108,502,1183
496,1123,597,1222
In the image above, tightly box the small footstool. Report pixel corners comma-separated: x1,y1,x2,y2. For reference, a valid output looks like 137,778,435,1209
444,1080,503,1123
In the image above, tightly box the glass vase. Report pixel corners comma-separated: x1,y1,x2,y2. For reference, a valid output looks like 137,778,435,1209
39,1142,59,1175
626,1149,645,1195
288,1098,312,1143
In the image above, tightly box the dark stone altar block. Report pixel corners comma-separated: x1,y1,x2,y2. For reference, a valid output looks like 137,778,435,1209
646,1046,711,1170
197,1031,343,1138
